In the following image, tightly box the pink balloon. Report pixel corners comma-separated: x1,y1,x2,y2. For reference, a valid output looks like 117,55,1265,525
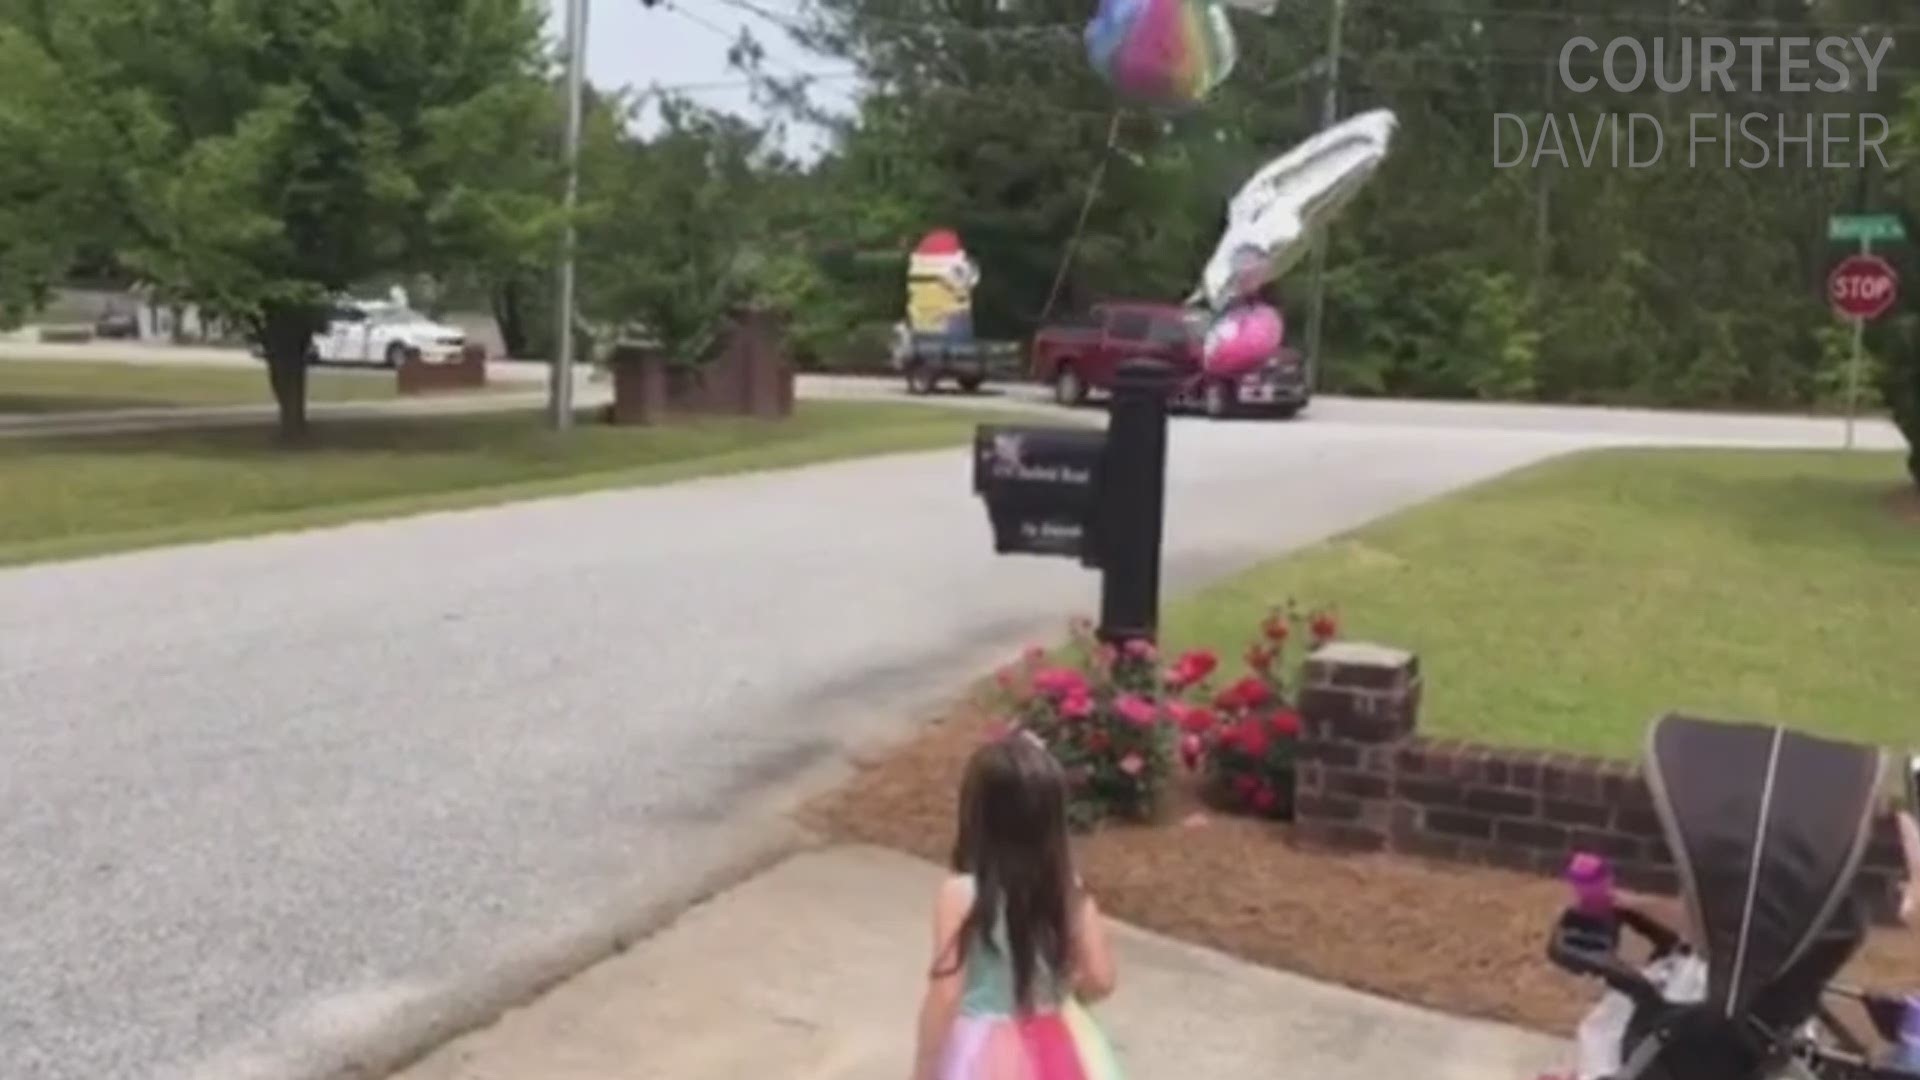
1202,303,1282,378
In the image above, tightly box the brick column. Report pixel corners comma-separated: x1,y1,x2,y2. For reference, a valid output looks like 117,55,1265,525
610,348,667,425
1292,643,1422,852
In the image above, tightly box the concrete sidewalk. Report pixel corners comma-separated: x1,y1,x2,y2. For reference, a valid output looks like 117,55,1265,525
393,846,1568,1080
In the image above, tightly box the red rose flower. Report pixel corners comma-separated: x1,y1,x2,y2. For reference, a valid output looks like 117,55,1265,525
1179,733,1203,769
1164,648,1219,690
1177,705,1219,735
1261,614,1291,643
1216,676,1271,711
1234,717,1271,758
1060,691,1094,719
1245,643,1277,672
1115,694,1159,727
1310,610,1339,644
1032,666,1089,699
1270,709,1303,737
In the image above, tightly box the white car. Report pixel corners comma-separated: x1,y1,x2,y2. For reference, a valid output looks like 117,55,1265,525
309,299,467,367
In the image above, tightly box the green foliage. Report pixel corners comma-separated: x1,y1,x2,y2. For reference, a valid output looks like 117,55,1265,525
579,99,777,366
0,22,115,327
3,0,557,432
1872,241,1920,488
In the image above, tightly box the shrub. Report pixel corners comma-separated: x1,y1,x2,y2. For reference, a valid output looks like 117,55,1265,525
1880,310,1920,490
1186,602,1340,820
989,603,1340,827
989,620,1187,829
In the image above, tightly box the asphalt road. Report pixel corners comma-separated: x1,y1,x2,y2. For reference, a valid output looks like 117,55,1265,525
0,395,1903,1080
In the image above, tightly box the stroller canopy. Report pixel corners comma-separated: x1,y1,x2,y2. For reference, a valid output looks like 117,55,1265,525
1644,714,1885,1018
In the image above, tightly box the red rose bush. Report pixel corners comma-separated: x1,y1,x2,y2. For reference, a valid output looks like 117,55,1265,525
988,604,1340,827
1191,601,1338,818
989,619,1186,828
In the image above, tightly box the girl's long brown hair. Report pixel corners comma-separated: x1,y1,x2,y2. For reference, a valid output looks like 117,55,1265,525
940,736,1075,1013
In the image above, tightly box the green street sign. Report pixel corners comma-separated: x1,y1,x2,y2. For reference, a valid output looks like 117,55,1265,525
1829,214,1907,243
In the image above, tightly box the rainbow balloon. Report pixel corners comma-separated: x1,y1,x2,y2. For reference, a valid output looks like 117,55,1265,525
1084,0,1237,110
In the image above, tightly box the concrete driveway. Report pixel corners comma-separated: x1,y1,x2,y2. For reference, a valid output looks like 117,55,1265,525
0,396,1903,1080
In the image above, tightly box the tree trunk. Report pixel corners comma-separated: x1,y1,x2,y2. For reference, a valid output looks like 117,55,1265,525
493,277,530,360
260,304,317,441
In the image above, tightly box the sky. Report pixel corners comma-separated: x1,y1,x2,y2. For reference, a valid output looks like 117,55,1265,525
547,0,862,159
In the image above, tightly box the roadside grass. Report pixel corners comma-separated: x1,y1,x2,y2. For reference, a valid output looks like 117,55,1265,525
0,359,405,413
0,401,1038,566
1164,447,1920,758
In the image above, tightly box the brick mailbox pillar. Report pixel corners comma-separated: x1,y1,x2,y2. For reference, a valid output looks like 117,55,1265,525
1291,643,1422,852
397,342,488,395
608,345,668,426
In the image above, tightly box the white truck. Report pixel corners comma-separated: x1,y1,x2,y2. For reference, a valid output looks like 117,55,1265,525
309,297,467,367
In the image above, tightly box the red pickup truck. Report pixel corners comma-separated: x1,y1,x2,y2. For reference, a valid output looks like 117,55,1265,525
1029,301,1308,418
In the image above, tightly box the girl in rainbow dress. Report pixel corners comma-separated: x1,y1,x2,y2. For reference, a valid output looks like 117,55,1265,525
910,734,1125,1080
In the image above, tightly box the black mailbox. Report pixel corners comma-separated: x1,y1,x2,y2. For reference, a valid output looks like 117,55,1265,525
973,425,1107,565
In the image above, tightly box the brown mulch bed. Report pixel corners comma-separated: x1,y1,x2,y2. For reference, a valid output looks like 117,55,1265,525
804,705,1919,1039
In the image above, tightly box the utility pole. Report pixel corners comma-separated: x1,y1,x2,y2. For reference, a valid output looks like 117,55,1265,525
1302,0,1346,395
549,0,588,431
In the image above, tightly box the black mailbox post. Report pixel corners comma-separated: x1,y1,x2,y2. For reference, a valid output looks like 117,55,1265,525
971,357,1176,646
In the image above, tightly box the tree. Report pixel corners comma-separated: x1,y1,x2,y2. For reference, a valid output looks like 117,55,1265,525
0,15,116,328
578,98,779,365
4,0,558,437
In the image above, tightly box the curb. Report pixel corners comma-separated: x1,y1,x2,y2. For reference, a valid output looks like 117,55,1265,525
189,826,819,1080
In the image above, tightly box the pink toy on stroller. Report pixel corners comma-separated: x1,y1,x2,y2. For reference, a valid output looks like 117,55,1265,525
1544,714,1918,1080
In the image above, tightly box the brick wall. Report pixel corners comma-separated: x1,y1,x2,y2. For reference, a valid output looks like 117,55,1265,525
1291,642,1909,925
396,343,487,395
607,308,794,424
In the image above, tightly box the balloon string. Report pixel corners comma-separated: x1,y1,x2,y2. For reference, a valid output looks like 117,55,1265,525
1038,109,1124,327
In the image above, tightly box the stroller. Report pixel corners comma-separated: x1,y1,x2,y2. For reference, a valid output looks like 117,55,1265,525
1548,714,1916,1080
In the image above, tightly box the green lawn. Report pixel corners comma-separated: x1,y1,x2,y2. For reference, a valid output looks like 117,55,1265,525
1164,448,1920,759
0,401,1033,566
0,359,409,413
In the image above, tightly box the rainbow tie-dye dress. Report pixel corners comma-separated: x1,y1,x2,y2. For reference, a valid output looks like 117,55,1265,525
937,907,1125,1080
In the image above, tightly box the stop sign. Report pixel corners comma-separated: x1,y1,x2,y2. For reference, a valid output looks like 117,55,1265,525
1829,254,1899,321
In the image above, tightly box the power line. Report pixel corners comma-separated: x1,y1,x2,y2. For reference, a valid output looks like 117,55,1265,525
661,0,746,42
708,0,1920,38
703,0,1083,40
1350,1,1920,33
642,71,863,94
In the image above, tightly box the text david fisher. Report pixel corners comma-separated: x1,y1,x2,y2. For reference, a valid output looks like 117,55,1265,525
1492,34,1896,170
1495,112,1891,170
